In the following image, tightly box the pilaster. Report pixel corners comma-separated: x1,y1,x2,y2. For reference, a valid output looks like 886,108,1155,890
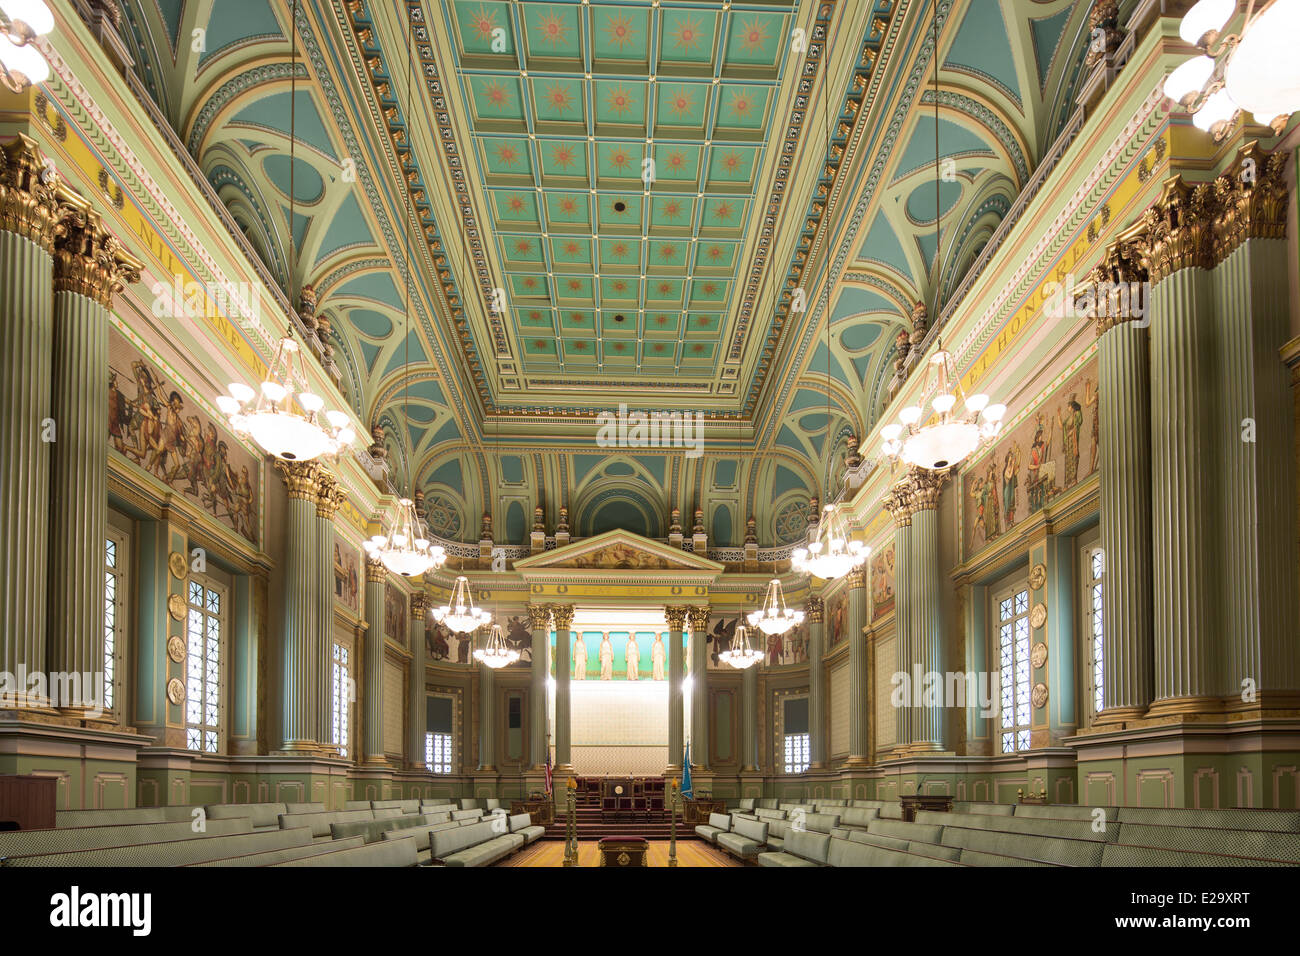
551,603,574,769
805,596,826,768
688,604,710,770
526,603,550,768
407,592,429,769
665,605,686,771
314,471,345,755
275,460,321,752
362,557,387,765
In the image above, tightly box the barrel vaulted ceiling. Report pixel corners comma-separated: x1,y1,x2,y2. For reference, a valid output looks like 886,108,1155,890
115,0,1092,545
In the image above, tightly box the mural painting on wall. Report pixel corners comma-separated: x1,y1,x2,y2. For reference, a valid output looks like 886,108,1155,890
705,613,807,667
384,582,406,645
826,589,847,646
564,631,677,679
871,541,895,620
333,535,360,612
108,327,260,544
963,359,1099,555
428,613,532,666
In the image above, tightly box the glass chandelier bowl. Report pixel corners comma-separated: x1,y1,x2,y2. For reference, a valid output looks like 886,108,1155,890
719,624,764,669
473,623,519,669
879,347,1003,471
791,504,868,580
746,579,805,636
433,575,492,634
0,0,52,90
1164,0,1300,138
364,497,446,577
220,335,355,462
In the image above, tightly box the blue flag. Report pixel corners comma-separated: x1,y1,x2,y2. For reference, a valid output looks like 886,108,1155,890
682,739,693,800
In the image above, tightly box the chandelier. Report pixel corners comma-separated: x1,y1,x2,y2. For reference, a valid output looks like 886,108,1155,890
747,579,805,636
0,0,52,91
433,575,492,634
364,497,445,577
719,624,764,669
792,505,868,580
218,334,355,462
1163,0,1300,140
473,623,519,669
879,346,1004,471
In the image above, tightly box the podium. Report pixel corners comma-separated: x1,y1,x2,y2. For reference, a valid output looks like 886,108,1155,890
597,837,649,867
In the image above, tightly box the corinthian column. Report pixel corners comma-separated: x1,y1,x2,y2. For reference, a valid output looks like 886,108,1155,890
0,134,60,708
47,197,140,714
1089,238,1154,719
688,605,711,769
1140,178,1219,709
276,460,322,751
665,606,687,771
805,596,826,768
906,467,948,751
314,472,345,754
1209,145,1298,702
408,593,429,769
362,556,388,764
845,569,869,765
883,484,914,750
552,604,574,769
526,604,550,768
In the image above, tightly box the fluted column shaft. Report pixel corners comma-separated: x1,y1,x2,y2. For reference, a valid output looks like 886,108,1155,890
478,659,496,771
0,135,59,706
893,522,913,749
911,507,943,748
806,597,826,768
314,474,343,753
666,607,686,770
742,660,758,771
527,605,550,768
408,594,428,768
846,572,868,763
1097,311,1154,714
688,606,710,769
363,559,387,763
277,462,320,750
552,605,573,767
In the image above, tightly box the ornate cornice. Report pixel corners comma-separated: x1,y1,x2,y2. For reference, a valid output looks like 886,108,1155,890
365,555,386,583
275,460,322,500
551,604,575,631
0,133,61,251
805,596,824,622
664,606,688,631
314,470,346,520
1212,143,1289,262
526,603,551,630
687,605,711,632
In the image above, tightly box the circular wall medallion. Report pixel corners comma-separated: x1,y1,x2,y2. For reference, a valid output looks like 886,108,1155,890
1031,682,1049,708
167,635,186,663
614,785,624,795
1031,642,1048,668
167,593,187,622
166,678,185,705
1029,603,1048,629
1029,563,1047,590
168,551,187,580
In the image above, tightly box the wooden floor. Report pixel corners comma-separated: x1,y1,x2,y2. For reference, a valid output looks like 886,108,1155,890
498,839,743,867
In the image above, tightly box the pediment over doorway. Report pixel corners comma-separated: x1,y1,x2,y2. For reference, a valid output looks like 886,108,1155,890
513,529,723,573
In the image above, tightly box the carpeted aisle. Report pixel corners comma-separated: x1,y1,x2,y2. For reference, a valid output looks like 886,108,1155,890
498,839,742,867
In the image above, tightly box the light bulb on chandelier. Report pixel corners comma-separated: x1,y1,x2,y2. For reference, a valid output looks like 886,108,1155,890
0,0,53,91
434,575,492,634
791,505,867,580
474,623,519,669
719,624,764,669
364,497,446,577
746,579,805,636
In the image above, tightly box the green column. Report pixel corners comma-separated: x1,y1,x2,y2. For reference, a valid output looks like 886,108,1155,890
846,570,869,764
362,558,388,763
408,594,428,769
666,606,686,771
805,596,825,768
963,582,990,753
1210,147,1298,700
0,134,59,708
276,461,320,751
526,604,549,767
884,485,913,751
1092,241,1154,718
688,605,710,769
315,473,344,754
1145,182,1217,707
907,468,948,751
48,204,138,713
228,574,259,754
552,604,574,769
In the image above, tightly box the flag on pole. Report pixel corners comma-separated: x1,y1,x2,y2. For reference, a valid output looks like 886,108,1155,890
681,739,693,800
544,740,553,795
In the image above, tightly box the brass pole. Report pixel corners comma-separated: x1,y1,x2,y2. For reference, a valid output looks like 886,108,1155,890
668,778,679,868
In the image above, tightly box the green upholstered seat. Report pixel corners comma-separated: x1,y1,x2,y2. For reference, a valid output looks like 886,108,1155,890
1111,823,1300,863
784,829,833,864
429,821,524,866
850,800,887,809
1115,807,1300,832
757,798,779,810
330,813,445,844
452,808,484,821
1,827,313,867
867,819,944,845
508,813,546,844
272,836,418,867
1012,804,1117,821
951,801,1015,816
459,798,481,810
757,851,817,866
846,829,909,852
484,799,502,811
0,816,250,858
189,836,367,866
916,811,1115,843
344,800,371,810
278,809,375,840
694,811,732,844
284,803,325,814
717,817,768,860
939,825,1105,866
877,803,904,819
420,802,457,814
372,799,421,814
790,812,840,834
55,806,196,828
1099,843,1297,867
830,807,877,832
205,803,288,830
736,798,757,812
755,808,785,822
957,848,1056,866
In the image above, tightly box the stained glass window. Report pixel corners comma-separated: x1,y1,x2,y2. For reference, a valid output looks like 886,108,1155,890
425,732,452,773
185,578,224,753
783,733,810,773
998,587,1031,754
1087,548,1105,718
332,642,351,757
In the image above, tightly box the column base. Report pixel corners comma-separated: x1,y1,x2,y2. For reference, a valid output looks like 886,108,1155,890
1145,696,1222,718
1094,706,1149,725
843,754,871,767
362,755,392,768
274,741,320,755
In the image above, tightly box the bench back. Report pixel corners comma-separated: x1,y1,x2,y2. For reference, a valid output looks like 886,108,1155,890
372,799,421,814
459,798,481,810
508,813,534,833
736,798,756,812
189,836,366,867
734,817,768,844
786,830,831,865
838,807,878,828
868,819,943,845
707,812,732,832
273,837,418,867
55,805,195,828
755,807,785,822
278,808,374,838
2,827,311,867
797,812,841,834
0,817,249,858
430,821,495,860
452,808,484,821
206,803,287,829
757,798,779,809
385,820,461,851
